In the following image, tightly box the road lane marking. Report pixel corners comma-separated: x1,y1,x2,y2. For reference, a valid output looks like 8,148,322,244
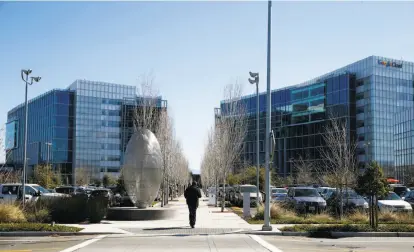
249,235,284,252
0,250,31,252
59,235,106,252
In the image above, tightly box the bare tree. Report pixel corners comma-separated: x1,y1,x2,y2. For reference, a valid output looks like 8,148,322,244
75,168,91,186
133,73,162,132
316,116,358,218
156,110,174,206
291,155,314,185
214,82,248,212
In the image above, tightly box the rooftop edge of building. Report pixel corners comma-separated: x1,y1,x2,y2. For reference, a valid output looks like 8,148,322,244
221,55,413,104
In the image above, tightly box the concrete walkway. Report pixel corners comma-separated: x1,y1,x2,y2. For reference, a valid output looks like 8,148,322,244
65,193,281,234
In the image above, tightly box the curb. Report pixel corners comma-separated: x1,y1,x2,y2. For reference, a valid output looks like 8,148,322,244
0,232,121,237
244,231,414,238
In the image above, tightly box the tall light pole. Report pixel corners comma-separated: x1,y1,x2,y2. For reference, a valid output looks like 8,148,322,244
46,142,52,188
21,69,41,207
248,72,260,209
262,0,272,231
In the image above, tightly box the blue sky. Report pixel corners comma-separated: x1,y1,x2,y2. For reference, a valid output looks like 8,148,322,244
1,1,413,174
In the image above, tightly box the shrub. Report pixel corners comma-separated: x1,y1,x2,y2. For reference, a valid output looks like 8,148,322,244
0,204,26,223
25,209,51,223
88,195,109,223
0,223,82,232
379,211,413,223
22,199,52,223
50,194,88,223
280,224,414,233
308,213,335,223
347,211,369,223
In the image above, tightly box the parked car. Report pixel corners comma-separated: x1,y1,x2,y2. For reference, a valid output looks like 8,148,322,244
229,185,239,204
325,189,368,213
271,188,287,203
285,186,326,214
235,184,261,207
55,186,88,196
377,192,412,213
90,188,117,207
389,184,410,197
403,190,414,207
0,183,66,203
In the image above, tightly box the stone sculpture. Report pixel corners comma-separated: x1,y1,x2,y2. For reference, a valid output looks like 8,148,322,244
122,129,163,209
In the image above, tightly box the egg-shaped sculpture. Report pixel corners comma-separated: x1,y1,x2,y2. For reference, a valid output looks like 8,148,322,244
122,129,163,209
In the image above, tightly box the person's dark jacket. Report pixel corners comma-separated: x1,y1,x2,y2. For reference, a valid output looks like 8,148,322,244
184,185,202,208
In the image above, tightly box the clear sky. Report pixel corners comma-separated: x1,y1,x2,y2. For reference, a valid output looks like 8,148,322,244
1,1,413,174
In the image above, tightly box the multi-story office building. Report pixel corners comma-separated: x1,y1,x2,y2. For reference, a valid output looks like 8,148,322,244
394,108,414,183
217,56,414,178
5,80,167,184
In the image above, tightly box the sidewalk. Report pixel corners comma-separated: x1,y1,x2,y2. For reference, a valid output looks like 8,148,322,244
65,193,281,234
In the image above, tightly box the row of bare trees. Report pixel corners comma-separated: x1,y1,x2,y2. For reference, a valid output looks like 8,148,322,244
131,74,191,206
291,116,358,218
200,82,248,212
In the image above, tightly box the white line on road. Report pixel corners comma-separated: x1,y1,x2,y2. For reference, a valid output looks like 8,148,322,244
59,235,106,252
249,235,284,252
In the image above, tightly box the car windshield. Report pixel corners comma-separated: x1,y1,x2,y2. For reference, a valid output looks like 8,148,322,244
240,186,257,193
33,185,50,193
384,192,402,200
342,191,363,199
272,188,287,194
294,189,320,197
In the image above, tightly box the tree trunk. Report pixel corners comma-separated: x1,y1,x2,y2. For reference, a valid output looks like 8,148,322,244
374,194,379,230
221,176,226,212
215,176,218,207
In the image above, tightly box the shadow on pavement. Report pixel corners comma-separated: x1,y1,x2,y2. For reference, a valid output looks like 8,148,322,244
143,226,190,231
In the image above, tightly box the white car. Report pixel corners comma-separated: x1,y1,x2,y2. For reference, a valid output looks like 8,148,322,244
378,192,412,213
0,183,66,204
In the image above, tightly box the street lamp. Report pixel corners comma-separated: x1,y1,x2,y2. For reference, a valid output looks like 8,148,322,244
262,0,272,231
21,69,41,206
248,72,260,209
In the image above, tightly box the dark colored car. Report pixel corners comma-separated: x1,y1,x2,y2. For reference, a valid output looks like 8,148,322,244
90,188,116,207
326,190,368,214
403,190,414,207
390,185,410,197
285,187,327,214
55,186,88,196
271,188,288,203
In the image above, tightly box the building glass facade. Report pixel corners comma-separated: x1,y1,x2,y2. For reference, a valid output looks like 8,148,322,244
394,108,414,183
6,90,75,183
219,56,414,177
6,80,167,184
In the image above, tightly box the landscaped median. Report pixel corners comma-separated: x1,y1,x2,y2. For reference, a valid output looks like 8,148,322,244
279,224,414,238
0,223,82,232
230,205,414,225
230,205,414,237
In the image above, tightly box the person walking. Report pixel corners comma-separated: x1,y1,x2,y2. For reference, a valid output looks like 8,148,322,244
184,181,201,228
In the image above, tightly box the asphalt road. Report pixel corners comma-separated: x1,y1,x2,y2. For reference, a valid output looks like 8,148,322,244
3,234,414,252
0,235,97,252
0,234,275,252
261,235,414,252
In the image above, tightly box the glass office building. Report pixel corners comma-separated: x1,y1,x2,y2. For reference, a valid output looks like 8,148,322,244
6,90,75,183
394,108,414,183
218,56,414,177
6,80,167,184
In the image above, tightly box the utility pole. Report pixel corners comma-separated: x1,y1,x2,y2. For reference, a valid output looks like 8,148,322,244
248,72,260,209
262,0,273,231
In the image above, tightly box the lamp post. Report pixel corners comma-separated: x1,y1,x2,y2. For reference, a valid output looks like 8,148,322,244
262,0,272,231
21,69,41,207
248,72,260,209
46,142,52,188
